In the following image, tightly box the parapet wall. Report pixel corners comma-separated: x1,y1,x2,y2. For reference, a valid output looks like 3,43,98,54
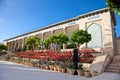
115,38,120,54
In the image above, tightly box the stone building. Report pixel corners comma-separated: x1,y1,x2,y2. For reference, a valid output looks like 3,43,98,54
4,8,116,56
4,8,120,73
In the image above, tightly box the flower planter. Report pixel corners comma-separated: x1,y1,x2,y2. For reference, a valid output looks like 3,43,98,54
69,69,75,75
91,72,98,77
57,66,61,72
54,66,58,71
77,70,84,76
45,65,49,70
61,68,66,73
84,71,91,77
66,68,70,74
40,65,43,69
49,65,54,70
43,64,46,69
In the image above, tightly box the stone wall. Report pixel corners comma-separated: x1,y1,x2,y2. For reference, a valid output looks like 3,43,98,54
43,31,52,40
115,38,120,54
89,53,112,73
53,28,64,34
36,34,42,40
4,8,116,53
65,25,79,36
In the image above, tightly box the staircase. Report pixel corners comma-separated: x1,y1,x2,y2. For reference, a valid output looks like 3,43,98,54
105,54,120,73
105,38,120,73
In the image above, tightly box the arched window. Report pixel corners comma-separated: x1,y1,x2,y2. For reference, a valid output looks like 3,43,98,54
87,23,102,48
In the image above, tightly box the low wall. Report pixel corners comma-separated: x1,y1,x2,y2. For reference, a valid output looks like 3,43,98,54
89,53,112,73
115,38,120,54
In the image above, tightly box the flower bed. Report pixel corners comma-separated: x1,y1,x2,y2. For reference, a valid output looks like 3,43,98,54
8,49,99,77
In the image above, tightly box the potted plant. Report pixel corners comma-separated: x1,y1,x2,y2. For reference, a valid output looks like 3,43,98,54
77,64,84,76
67,63,75,75
38,61,43,68
91,70,98,77
84,69,91,77
44,62,49,70
57,64,62,72
61,64,66,73
53,65,58,71
49,62,54,70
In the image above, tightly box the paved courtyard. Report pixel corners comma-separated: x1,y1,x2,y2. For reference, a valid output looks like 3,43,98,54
0,60,120,80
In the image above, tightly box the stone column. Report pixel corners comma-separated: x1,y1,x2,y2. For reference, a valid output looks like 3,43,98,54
21,38,24,50
15,40,18,52
13,40,16,52
9,42,12,52
7,42,10,51
11,41,14,52
63,27,67,50
42,33,44,41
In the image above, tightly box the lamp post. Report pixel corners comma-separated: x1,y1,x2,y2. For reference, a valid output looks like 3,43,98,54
73,48,78,69
73,42,79,70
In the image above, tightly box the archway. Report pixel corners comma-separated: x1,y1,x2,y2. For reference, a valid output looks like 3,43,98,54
87,23,102,48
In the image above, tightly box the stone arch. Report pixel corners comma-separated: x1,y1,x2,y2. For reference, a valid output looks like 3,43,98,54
53,28,64,34
43,31,52,40
65,24,79,36
87,23,102,48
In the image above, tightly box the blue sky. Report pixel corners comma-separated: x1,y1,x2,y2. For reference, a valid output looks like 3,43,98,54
0,0,120,43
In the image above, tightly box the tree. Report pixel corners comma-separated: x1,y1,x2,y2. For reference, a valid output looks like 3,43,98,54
69,30,91,48
44,36,53,49
52,33,69,49
25,36,41,50
67,42,74,49
106,0,120,16
44,33,69,50
0,44,7,52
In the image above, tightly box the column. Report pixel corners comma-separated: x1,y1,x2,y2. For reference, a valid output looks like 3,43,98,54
63,27,67,50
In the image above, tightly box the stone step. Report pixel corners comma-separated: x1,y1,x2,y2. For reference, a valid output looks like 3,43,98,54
105,68,120,73
108,63,120,67
110,54,120,63
104,54,120,73
113,54,120,59
107,66,120,70
111,59,120,62
111,61,120,64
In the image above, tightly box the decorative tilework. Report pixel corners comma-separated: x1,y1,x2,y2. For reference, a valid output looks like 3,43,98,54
87,23,102,48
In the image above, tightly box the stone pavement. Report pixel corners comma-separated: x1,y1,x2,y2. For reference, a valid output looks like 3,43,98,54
0,60,120,80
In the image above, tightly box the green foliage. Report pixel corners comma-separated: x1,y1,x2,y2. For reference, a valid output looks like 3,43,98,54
106,0,120,16
0,44,7,52
53,33,69,44
52,33,69,49
93,70,98,73
25,36,41,50
44,33,69,49
84,69,90,72
70,30,91,48
67,42,74,49
67,63,74,69
44,36,53,49
78,64,83,70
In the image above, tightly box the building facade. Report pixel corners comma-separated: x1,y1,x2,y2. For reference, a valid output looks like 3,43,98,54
4,8,116,56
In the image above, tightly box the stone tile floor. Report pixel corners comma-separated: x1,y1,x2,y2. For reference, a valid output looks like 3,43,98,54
0,60,120,80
